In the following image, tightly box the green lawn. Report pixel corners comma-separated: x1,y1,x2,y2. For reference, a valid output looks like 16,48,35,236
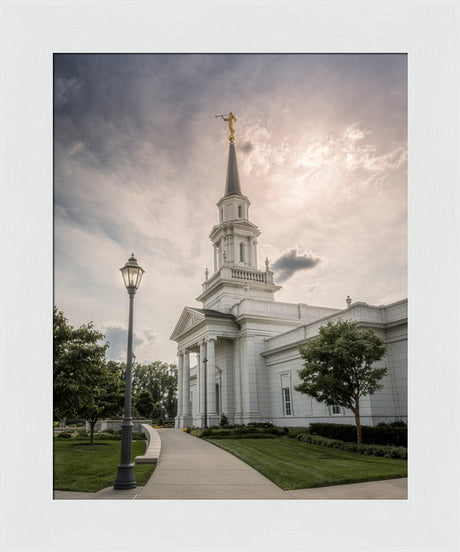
207,438,407,490
54,439,155,492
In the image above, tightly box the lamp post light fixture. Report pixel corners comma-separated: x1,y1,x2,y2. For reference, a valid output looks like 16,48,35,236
203,357,208,429
114,253,145,490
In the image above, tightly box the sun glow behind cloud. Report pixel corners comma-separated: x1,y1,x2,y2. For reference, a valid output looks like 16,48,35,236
54,53,407,363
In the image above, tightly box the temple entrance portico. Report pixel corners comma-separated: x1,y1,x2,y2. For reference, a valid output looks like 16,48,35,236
171,308,240,428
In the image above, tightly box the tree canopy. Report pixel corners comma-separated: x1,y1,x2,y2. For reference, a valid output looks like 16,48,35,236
53,307,110,420
296,319,387,443
135,390,155,419
132,361,177,419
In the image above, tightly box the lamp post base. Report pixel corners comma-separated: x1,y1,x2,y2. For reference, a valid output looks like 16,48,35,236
113,463,137,490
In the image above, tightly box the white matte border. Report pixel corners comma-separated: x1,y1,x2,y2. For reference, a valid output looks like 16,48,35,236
1,1,459,551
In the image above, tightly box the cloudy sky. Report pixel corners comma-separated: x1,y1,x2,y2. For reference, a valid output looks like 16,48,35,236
54,53,407,364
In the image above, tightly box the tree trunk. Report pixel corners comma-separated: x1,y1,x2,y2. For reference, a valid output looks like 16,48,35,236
89,421,96,444
353,401,362,444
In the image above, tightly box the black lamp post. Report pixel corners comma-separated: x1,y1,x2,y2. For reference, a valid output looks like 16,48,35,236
114,253,145,490
203,357,208,429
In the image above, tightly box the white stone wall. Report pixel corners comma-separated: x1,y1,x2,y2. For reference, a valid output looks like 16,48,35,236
264,309,408,427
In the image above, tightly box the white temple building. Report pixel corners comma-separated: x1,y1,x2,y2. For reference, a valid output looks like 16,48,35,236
171,123,407,429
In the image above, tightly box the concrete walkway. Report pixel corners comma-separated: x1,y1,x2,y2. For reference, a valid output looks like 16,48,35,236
135,429,407,500
136,429,288,499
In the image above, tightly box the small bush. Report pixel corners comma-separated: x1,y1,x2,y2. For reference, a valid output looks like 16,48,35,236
247,422,274,428
94,432,119,440
209,433,277,440
296,433,407,459
220,413,229,427
73,431,88,439
56,432,72,439
286,427,309,439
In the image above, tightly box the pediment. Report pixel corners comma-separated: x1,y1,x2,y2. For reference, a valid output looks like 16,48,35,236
170,307,205,341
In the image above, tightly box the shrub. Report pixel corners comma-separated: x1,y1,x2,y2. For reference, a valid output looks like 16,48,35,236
286,427,309,439
342,442,358,453
209,433,277,440
309,422,407,447
296,433,407,459
94,432,119,440
56,432,72,439
220,413,229,427
247,422,274,428
74,431,88,439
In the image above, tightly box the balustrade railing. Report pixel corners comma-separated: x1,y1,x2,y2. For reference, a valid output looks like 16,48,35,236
231,268,266,282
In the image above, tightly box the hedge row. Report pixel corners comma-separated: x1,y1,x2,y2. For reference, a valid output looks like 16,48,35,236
297,433,407,459
207,433,278,440
55,431,146,440
309,422,407,447
199,426,287,438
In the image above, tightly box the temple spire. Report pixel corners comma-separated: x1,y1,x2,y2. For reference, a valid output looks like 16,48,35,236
216,112,242,196
225,141,242,196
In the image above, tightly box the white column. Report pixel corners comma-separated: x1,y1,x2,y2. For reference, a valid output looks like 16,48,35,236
248,237,253,266
207,337,218,424
253,239,258,269
199,340,206,425
182,350,192,425
182,350,190,414
221,340,233,418
176,351,183,427
241,335,258,422
234,339,242,422
213,245,217,272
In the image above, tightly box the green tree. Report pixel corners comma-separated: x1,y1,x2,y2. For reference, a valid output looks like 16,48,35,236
53,307,109,420
296,320,387,443
132,361,178,419
135,390,155,418
78,362,124,443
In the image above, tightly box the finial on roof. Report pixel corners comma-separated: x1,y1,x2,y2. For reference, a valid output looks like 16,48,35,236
265,257,270,271
346,295,352,308
205,268,209,281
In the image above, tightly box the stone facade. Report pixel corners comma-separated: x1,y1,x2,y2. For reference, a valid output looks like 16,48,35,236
171,140,407,429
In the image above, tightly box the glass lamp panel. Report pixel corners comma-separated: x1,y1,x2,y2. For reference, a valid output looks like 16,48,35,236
121,265,131,288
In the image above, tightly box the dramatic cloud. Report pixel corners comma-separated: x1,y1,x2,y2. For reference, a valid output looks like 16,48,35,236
239,141,254,153
53,53,407,362
272,250,321,282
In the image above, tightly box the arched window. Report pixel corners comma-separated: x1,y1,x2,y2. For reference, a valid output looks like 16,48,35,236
238,205,243,218
239,242,244,262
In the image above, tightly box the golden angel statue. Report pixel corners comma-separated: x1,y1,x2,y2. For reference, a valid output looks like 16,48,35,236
215,112,237,142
